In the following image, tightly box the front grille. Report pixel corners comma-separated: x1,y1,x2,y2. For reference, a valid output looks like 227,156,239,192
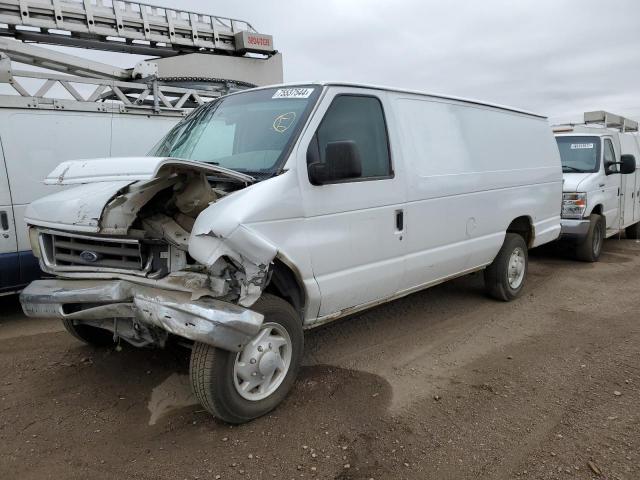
40,231,149,273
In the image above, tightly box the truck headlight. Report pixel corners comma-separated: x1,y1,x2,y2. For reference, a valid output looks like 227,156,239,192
28,227,42,258
562,193,587,219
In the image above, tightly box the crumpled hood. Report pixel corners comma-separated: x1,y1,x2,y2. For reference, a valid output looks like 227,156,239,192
45,156,254,185
26,157,252,233
26,181,132,232
562,172,593,193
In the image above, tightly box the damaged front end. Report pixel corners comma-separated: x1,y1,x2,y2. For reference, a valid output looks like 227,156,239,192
21,157,279,349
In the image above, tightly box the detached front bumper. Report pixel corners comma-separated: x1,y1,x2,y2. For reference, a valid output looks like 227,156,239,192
560,219,591,239
20,279,263,352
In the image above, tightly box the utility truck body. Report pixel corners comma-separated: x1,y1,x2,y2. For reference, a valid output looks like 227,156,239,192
555,111,640,261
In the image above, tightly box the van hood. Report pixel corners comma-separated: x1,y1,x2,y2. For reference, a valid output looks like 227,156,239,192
562,172,593,193
45,156,254,185
26,157,252,234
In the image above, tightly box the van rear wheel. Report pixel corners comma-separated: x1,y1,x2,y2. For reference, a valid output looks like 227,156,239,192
576,214,605,262
189,294,303,424
484,233,528,302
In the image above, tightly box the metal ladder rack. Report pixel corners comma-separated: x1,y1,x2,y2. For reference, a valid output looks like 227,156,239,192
584,111,639,133
0,0,275,56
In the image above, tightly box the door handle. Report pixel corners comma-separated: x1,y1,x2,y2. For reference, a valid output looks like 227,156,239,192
395,209,404,231
598,183,605,187
0,211,8,231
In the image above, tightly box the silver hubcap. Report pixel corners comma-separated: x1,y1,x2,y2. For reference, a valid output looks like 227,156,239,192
233,322,292,401
507,247,526,289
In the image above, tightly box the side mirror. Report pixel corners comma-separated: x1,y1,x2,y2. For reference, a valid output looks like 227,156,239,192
308,140,362,185
620,154,636,175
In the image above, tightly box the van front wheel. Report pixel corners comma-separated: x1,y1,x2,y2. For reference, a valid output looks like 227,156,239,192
576,214,605,262
189,294,303,424
484,233,528,302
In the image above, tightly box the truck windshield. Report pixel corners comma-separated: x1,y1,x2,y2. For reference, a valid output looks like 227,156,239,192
556,136,601,173
149,86,320,177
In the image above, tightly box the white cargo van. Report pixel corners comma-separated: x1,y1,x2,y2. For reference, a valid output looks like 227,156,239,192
19,83,562,423
554,111,640,261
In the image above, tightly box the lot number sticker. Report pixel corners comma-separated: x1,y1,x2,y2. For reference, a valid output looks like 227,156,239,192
272,88,314,99
570,143,594,149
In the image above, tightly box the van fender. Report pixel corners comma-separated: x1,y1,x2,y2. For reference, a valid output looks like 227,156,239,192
189,223,278,307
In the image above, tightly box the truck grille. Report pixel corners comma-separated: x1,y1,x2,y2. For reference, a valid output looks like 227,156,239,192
40,231,149,273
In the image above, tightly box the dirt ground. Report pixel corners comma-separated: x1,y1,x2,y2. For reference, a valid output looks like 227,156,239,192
1,238,639,480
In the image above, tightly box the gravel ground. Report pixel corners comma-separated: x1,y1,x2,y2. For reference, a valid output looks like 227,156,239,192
1,238,639,480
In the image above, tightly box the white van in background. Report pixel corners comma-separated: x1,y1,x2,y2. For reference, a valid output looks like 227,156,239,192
0,109,179,294
20,83,563,422
554,111,640,262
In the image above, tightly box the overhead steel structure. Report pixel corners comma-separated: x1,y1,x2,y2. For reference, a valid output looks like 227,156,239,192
0,0,283,115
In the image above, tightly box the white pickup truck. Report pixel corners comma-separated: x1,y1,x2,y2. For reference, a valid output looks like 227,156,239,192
555,111,640,261
19,82,562,423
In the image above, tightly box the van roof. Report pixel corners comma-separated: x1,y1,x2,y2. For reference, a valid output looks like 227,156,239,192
236,81,547,119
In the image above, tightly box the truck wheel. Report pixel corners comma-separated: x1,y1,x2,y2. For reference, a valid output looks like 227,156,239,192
189,294,303,424
61,319,114,347
576,214,605,262
484,233,528,301
625,221,640,240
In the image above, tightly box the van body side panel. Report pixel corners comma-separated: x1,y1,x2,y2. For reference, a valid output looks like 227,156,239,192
0,109,181,291
394,96,561,292
1,111,179,252
0,139,19,292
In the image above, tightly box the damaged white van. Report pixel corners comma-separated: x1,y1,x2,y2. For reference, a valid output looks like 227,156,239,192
20,83,562,423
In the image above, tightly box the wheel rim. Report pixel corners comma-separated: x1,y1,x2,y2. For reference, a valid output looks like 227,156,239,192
593,222,603,256
233,322,292,401
507,247,526,289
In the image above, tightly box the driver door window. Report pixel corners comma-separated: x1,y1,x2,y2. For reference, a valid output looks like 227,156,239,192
308,95,392,181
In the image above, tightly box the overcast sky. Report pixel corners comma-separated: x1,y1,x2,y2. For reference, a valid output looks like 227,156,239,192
38,0,640,124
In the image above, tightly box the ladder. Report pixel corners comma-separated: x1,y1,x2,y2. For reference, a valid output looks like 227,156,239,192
0,0,282,115
0,0,275,57
584,111,639,133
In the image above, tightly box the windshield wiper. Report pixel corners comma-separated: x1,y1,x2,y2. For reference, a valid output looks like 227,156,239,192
562,166,583,173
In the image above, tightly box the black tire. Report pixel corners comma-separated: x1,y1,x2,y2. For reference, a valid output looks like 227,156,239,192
576,214,605,262
189,294,304,424
484,233,528,302
625,221,640,240
61,319,114,347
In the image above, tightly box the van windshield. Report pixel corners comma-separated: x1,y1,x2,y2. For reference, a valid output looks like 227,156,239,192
149,86,320,178
556,136,601,173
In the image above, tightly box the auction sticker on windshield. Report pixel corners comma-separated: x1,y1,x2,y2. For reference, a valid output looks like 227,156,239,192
272,88,315,99
570,143,594,149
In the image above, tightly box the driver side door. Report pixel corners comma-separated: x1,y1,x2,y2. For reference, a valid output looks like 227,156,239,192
298,89,406,318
